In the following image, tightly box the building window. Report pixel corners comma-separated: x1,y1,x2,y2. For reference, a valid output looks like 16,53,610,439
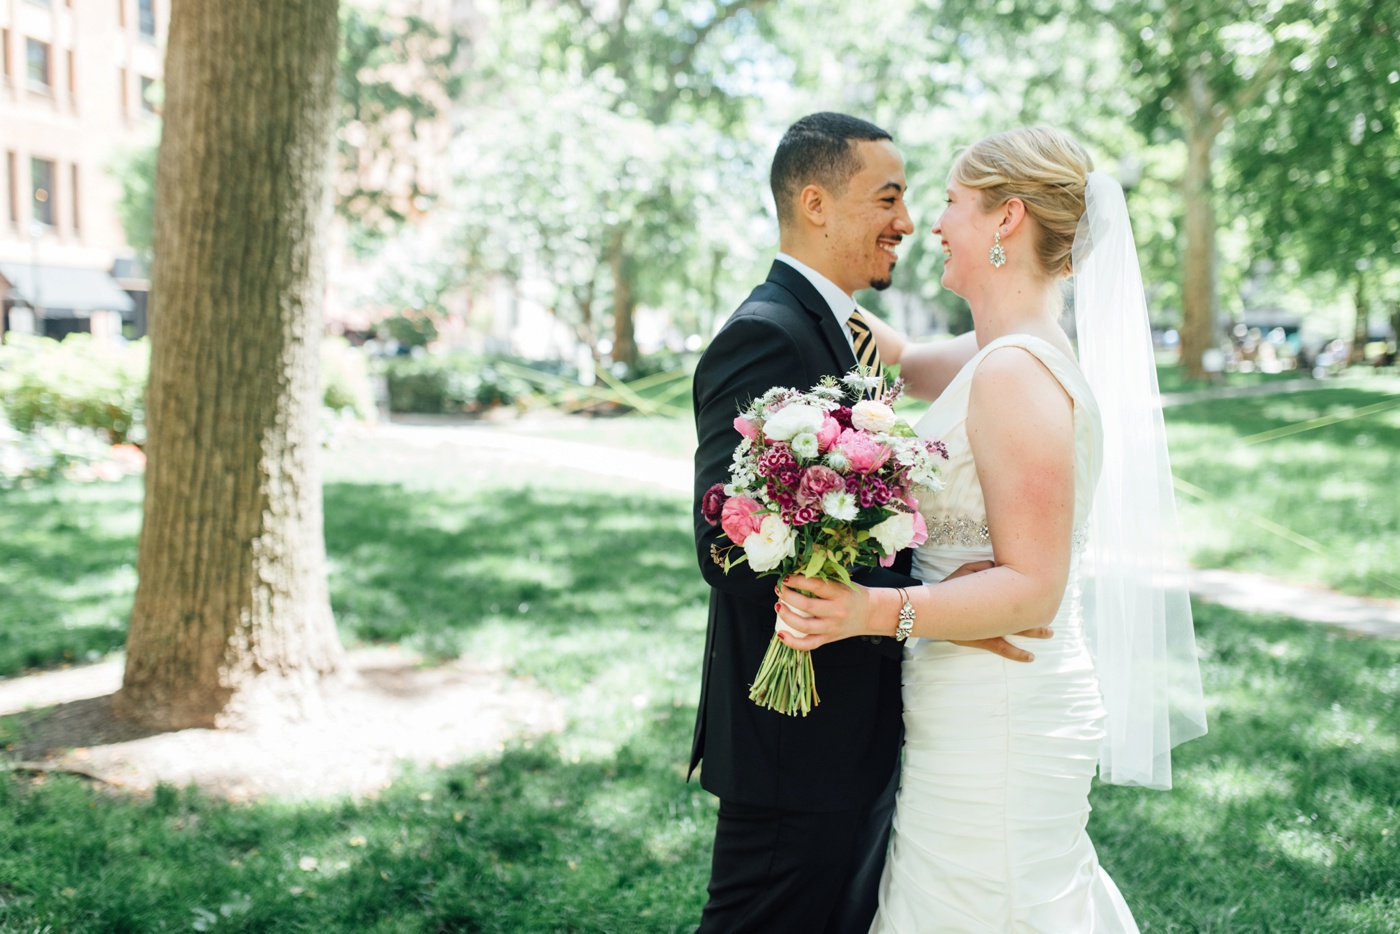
2,30,11,83
31,157,55,228
117,0,126,27
26,38,51,91
71,164,80,233
139,75,156,114
138,0,156,38
6,152,17,225
67,49,76,102
120,66,129,115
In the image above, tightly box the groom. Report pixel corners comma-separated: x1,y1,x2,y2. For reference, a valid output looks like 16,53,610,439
689,113,1038,933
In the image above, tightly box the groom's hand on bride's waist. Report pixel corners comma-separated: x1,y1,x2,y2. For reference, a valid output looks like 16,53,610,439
941,560,1051,663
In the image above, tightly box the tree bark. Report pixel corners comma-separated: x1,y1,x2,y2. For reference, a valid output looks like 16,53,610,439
115,0,343,730
1178,72,1223,382
1350,276,1369,365
608,226,638,367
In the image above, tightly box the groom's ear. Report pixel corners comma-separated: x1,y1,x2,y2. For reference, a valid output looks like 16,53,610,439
798,184,829,228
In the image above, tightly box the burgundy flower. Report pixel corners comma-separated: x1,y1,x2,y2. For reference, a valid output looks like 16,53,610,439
758,443,797,477
831,406,854,429
792,505,822,526
925,438,949,460
701,483,728,526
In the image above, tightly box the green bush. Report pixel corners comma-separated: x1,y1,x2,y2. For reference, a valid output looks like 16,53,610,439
0,334,149,444
378,353,533,414
0,335,375,446
320,336,377,419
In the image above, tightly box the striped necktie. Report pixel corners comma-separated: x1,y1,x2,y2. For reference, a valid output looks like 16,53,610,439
847,307,884,398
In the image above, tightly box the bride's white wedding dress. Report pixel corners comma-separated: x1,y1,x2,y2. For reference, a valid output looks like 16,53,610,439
870,334,1139,933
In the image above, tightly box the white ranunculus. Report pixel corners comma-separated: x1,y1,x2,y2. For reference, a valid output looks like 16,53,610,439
868,511,916,554
851,400,898,433
762,403,827,442
743,514,798,572
790,432,820,459
821,490,859,521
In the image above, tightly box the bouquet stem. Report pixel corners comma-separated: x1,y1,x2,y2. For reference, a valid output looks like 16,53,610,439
748,613,820,717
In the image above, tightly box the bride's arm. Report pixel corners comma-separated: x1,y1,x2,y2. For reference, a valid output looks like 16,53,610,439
860,307,980,401
776,346,1076,645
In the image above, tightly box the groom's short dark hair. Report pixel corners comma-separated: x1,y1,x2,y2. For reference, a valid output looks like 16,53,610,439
771,112,893,227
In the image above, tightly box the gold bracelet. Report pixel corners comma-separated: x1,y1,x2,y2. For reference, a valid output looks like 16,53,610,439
894,587,915,642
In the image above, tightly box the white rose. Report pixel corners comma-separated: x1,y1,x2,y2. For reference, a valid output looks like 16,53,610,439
824,450,850,472
743,514,798,572
868,511,916,555
851,400,898,433
821,490,859,521
762,403,827,442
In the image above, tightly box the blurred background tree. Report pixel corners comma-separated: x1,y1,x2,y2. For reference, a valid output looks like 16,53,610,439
110,0,1400,378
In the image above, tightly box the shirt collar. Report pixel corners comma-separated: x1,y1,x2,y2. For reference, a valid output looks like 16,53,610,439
775,253,856,334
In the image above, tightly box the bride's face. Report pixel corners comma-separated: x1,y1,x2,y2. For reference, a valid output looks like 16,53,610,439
932,181,1000,297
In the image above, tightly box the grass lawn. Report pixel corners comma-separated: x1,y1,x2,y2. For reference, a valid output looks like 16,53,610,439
1166,379,1400,598
1,387,1398,930
1155,362,1308,396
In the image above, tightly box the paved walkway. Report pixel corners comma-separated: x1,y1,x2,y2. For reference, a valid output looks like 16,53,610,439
377,420,1400,640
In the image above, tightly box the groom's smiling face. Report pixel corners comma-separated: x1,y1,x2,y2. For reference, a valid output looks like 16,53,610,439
824,139,914,295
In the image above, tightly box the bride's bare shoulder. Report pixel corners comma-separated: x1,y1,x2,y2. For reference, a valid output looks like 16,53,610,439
968,344,1072,415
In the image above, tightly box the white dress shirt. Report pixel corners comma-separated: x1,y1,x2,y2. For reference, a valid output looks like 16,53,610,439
775,253,857,354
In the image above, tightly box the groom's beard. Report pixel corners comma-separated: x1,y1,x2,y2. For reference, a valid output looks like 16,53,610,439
870,272,894,291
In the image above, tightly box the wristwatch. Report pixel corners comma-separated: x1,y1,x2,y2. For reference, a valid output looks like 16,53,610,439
894,588,915,642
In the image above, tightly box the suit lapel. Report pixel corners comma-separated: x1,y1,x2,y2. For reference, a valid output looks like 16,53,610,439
765,261,858,371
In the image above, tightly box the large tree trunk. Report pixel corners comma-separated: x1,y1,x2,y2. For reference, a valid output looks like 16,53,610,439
1350,276,1369,365
115,0,343,731
608,226,637,368
1178,73,1223,382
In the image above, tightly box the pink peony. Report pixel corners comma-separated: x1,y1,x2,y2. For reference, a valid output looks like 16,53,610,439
815,415,842,452
720,495,765,545
838,429,892,474
734,414,760,440
911,509,928,548
795,465,845,506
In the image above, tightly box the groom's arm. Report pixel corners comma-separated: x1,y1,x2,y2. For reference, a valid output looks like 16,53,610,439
693,312,806,601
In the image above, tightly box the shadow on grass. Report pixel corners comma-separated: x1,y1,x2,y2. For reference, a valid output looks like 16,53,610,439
1165,384,1400,447
323,481,709,663
1165,385,1400,597
0,477,711,678
0,478,143,676
3,476,716,930
0,711,713,933
1091,601,1400,932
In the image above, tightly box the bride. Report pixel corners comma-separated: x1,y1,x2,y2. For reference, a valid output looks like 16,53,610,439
774,127,1209,932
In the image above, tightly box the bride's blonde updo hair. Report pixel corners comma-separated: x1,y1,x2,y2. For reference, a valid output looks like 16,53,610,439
949,127,1093,279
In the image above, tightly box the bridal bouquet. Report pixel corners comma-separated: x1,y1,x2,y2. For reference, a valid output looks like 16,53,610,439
702,370,948,716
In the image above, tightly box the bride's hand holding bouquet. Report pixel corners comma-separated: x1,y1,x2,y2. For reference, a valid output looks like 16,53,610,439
701,369,947,717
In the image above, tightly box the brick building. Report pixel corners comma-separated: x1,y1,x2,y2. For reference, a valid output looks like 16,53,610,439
0,0,166,341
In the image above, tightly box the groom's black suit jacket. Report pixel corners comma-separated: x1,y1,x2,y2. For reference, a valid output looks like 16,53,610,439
690,260,916,813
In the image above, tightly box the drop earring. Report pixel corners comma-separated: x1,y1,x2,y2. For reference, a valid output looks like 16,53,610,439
989,229,1007,268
